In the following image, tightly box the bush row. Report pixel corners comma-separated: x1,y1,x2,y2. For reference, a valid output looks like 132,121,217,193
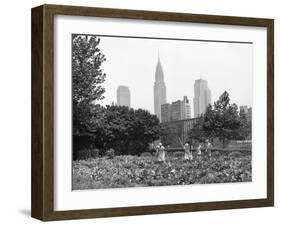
73,148,117,160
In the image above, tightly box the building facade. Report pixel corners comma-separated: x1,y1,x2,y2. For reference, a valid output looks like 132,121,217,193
193,79,212,117
171,100,182,121
182,96,191,119
161,103,172,123
240,105,252,123
154,57,167,122
161,96,191,122
117,85,131,108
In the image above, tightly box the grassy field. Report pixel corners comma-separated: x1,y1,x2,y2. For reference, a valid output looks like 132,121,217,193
72,151,252,190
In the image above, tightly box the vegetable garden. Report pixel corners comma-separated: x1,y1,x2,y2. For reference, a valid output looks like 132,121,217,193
73,150,251,190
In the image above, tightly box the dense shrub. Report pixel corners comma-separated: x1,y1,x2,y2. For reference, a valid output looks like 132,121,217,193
105,148,115,159
229,151,242,158
74,149,91,160
212,151,220,158
90,148,100,158
140,152,152,157
73,148,101,160
81,105,161,157
172,151,184,159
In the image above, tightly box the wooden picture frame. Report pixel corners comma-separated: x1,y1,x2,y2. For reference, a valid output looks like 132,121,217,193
31,4,274,221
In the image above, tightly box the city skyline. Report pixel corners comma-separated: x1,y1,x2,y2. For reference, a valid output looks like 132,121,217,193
114,78,251,121
98,35,253,117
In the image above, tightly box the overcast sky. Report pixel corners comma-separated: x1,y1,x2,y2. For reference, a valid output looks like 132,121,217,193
95,35,253,118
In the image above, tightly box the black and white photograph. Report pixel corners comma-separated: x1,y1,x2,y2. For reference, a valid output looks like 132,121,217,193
72,34,253,190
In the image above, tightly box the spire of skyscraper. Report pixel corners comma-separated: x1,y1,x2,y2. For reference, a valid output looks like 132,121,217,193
154,55,167,122
155,56,164,83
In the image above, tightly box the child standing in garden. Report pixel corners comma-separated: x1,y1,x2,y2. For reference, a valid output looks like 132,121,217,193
158,143,166,162
197,143,202,160
154,142,166,163
184,142,193,161
205,139,212,157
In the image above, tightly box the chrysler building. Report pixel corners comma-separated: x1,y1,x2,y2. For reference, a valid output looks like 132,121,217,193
154,56,167,122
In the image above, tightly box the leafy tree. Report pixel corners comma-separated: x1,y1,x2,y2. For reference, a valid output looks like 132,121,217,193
96,105,161,155
72,35,106,158
187,117,206,143
131,108,162,153
73,104,107,159
188,91,242,147
72,34,106,136
72,34,106,106
160,123,179,147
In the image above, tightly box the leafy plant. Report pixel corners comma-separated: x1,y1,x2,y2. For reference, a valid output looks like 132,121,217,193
73,151,252,190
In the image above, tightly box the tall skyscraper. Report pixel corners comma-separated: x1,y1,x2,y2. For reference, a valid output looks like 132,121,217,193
154,56,167,121
193,79,212,117
117,85,131,108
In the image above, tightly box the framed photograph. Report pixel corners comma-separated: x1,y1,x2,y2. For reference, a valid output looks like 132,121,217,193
31,4,274,221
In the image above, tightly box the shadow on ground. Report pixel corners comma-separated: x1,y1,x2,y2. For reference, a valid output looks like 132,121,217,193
18,209,30,217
